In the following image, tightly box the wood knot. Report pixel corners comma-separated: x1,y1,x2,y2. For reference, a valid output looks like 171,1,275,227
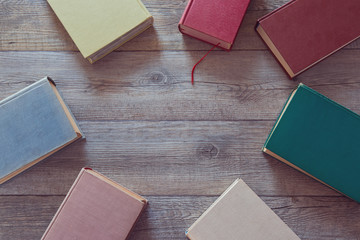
150,71,167,84
138,70,175,87
196,143,219,160
291,197,300,204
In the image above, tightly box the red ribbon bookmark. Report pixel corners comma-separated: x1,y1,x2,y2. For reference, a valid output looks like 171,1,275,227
191,43,220,85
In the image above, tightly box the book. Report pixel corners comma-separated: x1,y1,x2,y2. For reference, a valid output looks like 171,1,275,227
41,168,147,240
48,0,153,63
0,77,83,184
263,84,360,202
186,179,300,240
256,0,360,78
178,0,250,50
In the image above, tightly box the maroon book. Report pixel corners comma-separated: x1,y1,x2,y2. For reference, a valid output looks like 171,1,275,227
41,168,147,240
256,0,360,78
179,0,250,50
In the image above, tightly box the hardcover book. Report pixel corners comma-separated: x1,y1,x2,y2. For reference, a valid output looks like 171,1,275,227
179,0,250,50
263,84,360,202
42,168,147,240
48,0,153,63
186,179,300,240
0,77,83,184
256,0,360,78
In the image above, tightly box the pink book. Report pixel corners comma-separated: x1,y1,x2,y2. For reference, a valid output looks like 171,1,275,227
179,0,250,50
41,168,147,240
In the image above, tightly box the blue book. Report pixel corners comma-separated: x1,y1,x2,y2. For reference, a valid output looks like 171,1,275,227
0,77,84,184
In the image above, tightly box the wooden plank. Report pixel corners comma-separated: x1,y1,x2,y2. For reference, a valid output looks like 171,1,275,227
0,50,360,121
0,120,345,197
1,0,360,239
1,0,359,51
0,195,359,240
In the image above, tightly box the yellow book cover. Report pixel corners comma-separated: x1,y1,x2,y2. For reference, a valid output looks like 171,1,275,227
48,0,153,63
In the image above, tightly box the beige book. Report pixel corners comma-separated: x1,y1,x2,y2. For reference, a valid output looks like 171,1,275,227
186,179,300,240
47,0,153,63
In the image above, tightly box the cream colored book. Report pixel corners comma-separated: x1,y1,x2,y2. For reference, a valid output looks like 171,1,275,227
48,0,153,63
186,179,300,240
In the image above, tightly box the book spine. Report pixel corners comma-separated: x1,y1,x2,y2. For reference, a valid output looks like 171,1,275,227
178,0,194,32
86,169,147,203
254,26,294,79
47,78,85,138
179,29,230,50
255,0,298,71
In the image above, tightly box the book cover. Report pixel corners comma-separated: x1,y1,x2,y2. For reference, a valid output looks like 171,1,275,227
47,0,153,63
186,179,300,240
0,77,83,184
179,0,250,50
263,84,360,202
42,168,147,240
256,0,360,78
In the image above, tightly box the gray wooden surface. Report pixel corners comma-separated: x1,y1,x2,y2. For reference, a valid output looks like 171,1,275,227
1,0,360,239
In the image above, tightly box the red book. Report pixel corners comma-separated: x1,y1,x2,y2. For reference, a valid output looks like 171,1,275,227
179,0,250,50
256,0,360,78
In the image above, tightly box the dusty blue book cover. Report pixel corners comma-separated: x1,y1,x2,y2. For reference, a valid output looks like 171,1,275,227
0,77,83,183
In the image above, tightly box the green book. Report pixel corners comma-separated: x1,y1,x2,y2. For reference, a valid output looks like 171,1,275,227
263,83,360,202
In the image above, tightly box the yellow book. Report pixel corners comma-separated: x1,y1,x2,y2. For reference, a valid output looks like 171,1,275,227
48,0,153,63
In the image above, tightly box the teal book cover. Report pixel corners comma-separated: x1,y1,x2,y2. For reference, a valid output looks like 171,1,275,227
0,77,84,184
263,83,360,202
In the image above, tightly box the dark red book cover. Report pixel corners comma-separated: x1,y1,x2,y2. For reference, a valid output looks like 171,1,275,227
179,0,250,50
256,0,360,78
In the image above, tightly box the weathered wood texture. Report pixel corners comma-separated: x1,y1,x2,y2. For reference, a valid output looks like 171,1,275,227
0,196,359,240
1,0,360,239
0,120,345,197
1,0,360,51
1,50,360,122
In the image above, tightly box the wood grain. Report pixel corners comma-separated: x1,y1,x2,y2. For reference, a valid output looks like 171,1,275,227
0,50,360,122
0,120,342,197
1,0,360,239
0,195,359,240
0,0,359,51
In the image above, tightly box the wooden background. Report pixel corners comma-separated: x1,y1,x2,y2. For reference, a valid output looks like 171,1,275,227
1,0,360,239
